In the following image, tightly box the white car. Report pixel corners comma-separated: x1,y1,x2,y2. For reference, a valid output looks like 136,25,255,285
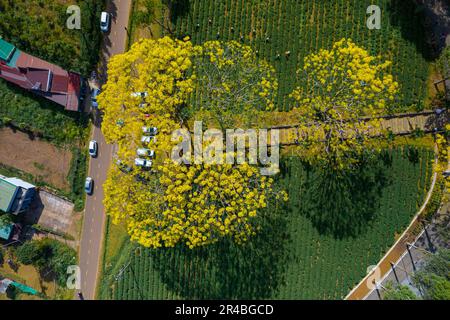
100,12,111,32
142,126,158,135
135,158,152,168
84,177,94,195
131,91,148,98
141,135,156,144
88,140,98,157
137,148,155,158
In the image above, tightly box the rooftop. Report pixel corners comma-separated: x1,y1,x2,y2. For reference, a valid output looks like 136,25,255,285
0,179,17,213
0,38,15,62
0,38,81,111
0,223,13,240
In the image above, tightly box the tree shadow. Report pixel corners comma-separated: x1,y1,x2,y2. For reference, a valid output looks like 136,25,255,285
300,155,391,239
164,0,190,24
149,204,291,299
388,0,435,61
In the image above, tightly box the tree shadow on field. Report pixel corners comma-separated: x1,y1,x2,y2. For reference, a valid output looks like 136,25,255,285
150,206,291,299
301,154,392,239
388,0,437,61
164,0,190,24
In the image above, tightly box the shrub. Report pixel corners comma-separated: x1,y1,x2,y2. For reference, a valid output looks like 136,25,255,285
15,239,77,286
15,241,40,265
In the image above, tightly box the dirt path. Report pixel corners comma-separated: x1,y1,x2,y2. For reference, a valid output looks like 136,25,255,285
0,127,72,190
346,146,439,300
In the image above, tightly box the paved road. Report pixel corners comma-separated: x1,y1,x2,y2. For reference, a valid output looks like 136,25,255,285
78,0,132,300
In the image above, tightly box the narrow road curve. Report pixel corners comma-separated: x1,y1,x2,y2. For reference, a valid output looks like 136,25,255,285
78,0,132,300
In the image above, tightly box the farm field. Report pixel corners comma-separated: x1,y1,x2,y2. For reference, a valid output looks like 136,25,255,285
100,147,434,300
168,0,431,112
0,127,72,190
0,0,104,75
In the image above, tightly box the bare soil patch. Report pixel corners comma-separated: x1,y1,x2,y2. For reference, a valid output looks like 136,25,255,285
0,127,72,190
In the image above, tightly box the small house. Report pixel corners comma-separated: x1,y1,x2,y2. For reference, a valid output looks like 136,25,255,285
0,37,82,111
0,176,36,215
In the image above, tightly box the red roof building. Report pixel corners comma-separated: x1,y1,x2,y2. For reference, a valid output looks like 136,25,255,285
0,38,81,111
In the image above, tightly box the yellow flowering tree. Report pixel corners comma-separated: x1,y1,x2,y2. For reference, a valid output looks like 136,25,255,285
99,37,286,249
191,40,278,129
98,36,197,167
291,39,399,171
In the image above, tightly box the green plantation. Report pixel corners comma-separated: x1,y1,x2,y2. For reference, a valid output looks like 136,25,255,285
100,147,434,299
0,81,87,146
168,0,430,112
0,0,104,75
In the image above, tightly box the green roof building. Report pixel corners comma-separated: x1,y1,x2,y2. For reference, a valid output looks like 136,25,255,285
0,176,36,215
0,223,13,240
0,37,21,67
0,38,16,62
0,179,18,213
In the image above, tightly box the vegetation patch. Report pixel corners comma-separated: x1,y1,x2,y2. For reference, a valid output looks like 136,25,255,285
169,0,431,112
100,147,433,299
0,0,104,75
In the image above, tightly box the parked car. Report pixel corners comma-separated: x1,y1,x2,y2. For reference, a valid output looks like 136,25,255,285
116,159,133,173
91,88,101,108
141,135,156,144
131,91,148,98
137,148,155,158
88,140,98,157
80,79,87,102
142,126,158,135
85,177,94,195
100,12,111,32
135,158,152,168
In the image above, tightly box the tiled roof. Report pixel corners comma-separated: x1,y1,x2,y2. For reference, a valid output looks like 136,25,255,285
0,39,81,111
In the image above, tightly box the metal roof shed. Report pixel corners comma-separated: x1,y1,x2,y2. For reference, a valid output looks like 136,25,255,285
0,223,13,240
0,179,18,213
0,38,16,62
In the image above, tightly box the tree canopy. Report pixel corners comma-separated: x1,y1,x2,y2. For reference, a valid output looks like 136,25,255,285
99,37,286,249
191,40,277,128
291,39,399,171
413,249,450,300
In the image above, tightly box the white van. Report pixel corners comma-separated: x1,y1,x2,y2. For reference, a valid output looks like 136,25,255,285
100,12,111,32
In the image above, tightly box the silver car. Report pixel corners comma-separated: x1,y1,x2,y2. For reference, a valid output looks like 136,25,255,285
137,148,155,158
100,12,111,32
141,135,156,144
135,158,152,168
85,177,94,195
142,126,158,135
88,140,98,157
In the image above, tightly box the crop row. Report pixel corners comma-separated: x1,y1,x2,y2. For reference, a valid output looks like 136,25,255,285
106,147,434,299
165,0,430,112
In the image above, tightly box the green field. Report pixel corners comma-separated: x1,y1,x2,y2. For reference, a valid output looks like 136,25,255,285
0,0,104,75
100,147,434,299
167,0,430,112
